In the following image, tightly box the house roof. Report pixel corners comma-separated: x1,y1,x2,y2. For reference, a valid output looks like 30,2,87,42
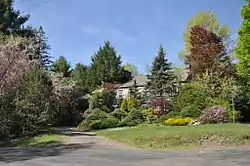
119,75,149,88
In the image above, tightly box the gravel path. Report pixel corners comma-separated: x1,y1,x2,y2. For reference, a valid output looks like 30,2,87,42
1,129,250,166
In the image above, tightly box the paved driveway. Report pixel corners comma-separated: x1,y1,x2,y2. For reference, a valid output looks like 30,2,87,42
1,130,250,166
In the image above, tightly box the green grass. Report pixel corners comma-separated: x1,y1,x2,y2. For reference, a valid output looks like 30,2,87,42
97,123,250,150
1,134,63,147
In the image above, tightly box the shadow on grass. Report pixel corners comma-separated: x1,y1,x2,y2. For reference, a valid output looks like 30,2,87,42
0,142,94,163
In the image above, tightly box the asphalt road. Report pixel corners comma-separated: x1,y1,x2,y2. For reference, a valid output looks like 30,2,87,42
1,129,250,166
1,143,250,165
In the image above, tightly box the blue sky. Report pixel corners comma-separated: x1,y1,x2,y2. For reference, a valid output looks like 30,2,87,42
15,0,245,73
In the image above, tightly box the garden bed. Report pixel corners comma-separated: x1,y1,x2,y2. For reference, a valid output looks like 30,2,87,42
97,123,250,150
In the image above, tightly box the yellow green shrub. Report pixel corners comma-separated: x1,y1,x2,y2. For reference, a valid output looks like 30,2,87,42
164,117,192,126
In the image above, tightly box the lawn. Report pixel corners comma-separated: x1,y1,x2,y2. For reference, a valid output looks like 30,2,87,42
97,124,250,150
0,134,63,147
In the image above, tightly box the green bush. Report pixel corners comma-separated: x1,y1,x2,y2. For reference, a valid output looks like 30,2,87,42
120,97,140,111
86,108,109,121
164,117,192,126
102,117,120,129
180,104,201,118
111,109,128,120
158,111,180,123
118,108,144,127
141,108,158,124
174,82,210,117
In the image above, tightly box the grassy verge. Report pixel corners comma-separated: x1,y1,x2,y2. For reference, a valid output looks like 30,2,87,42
97,123,250,150
1,134,63,147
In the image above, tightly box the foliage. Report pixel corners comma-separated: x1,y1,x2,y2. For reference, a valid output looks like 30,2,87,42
118,108,144,127
6,65,54,138
51,72,87,126
120,97,140,111
111,109,128,121
199,106,229,124
141,108,158,124
235,0,250,97
27,26,52,70
174,82,209,117
51,56,71,77
0,0,30,35
0,36,32,94
179,11,230,60
158,111,181,123
147,45,176,111
150,97,171,115
102,117,120,129
186,26,232,79
123,63,139,76
86,41,132,91
164,117,192,126
70,63,88,89
129,80,139,98
89,88,116,112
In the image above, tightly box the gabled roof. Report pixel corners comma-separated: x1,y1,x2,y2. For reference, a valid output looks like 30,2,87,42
119,75,149,88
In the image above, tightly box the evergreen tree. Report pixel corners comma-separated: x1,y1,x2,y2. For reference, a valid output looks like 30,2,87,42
147,45,176,99
235,0,250,96
88,41,131,91
29,26,52,70
129,80,139,98
71,63,88,88
51,56,71,77
0,0,29,35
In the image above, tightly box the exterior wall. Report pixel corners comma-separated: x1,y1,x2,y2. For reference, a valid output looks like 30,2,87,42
116,86,146,99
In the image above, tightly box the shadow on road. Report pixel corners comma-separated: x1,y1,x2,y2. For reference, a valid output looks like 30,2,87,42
0,143,94,163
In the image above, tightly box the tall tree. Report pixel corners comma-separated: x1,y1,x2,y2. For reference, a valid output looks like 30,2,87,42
235,0,250,96
179,11,230,60
28,26,52,70
123,63,138,77
71,63,88,88
0,0,29,35
87,41,131,91
186,26,230,79
51,56,71,77
129,80,139,98
147,45,176,100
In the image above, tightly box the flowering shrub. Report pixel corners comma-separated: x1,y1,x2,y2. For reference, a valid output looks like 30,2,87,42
164,117,192,126
199,106,229,124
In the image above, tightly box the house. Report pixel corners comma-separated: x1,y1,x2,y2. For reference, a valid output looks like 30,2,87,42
116,75,149,99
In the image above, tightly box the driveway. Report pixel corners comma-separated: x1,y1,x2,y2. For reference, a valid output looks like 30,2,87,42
1,130,250,166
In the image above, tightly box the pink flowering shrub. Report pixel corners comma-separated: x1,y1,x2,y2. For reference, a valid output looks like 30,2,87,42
199,106,229,124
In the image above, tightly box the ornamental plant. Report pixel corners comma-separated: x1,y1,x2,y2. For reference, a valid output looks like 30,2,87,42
199,105,229,124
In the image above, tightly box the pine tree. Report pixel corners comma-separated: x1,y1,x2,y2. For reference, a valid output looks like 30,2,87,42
129,80,139,98
87,41,131,91
30,26,52,70
71,63,88,88
51,56,71,77
0,0,29,35
147,45,176,99
235,0,250,96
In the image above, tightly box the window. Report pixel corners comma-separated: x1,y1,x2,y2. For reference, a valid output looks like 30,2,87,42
118,90,123,99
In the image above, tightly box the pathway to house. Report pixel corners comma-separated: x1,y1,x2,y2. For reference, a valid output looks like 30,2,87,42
1,128,250,166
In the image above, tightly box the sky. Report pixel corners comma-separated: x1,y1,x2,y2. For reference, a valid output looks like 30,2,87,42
15,0,245,73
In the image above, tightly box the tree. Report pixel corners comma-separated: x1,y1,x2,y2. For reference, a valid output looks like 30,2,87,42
147,45,176,111
123,63,138,77
0,37,31,94
179,11,230,60
71,63,88,87
0,0,29,35
186,26,233,79
28,26,52,70
235,0,250,96
51,56,71,77
129,80,139,98
87,41,131,91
